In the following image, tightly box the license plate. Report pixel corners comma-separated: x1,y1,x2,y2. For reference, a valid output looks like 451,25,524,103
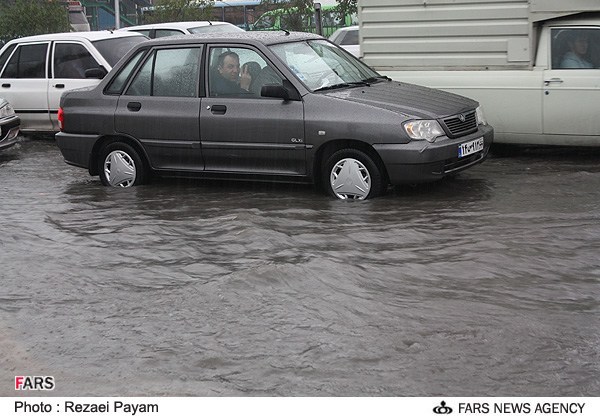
458,137,484,158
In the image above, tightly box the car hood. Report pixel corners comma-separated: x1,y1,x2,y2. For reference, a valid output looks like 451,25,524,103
323,81,478,119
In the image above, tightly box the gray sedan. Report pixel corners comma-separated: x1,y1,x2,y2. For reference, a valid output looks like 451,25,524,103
56,32,493,199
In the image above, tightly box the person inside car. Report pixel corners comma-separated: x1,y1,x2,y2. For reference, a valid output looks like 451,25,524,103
210,51,252,96
561,32,594,68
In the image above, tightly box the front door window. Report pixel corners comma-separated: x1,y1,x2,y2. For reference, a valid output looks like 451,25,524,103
208,46,283,97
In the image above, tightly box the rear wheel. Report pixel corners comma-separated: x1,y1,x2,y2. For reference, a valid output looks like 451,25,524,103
98,141,147,188
322,148,385,200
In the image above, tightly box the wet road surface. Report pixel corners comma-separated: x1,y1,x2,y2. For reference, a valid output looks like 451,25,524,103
1,137,599,396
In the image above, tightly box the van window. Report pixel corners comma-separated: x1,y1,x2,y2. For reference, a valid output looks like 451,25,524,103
551,28,599,69
2,43,48,79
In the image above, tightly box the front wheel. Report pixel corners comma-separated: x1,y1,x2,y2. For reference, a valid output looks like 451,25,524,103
98,141,147,188
322,149,386,200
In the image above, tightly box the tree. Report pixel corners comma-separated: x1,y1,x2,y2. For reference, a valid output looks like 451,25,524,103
259,0,314,32
0,0,70,44
335,0,357,21
144,0,214,24
258,1,356,32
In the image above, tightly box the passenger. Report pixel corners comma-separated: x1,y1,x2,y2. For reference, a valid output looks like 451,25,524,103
242,61,262,94
210,51,251,96
560,33,594,69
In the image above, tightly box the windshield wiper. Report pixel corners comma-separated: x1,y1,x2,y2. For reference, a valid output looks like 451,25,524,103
364,76,391,83
314,81,371,92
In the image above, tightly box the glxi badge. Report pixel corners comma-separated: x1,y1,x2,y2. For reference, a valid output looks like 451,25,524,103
15,376,55,391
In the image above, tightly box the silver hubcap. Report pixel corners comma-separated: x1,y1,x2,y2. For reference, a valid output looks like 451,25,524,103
104,150,136,187
330,158,371,200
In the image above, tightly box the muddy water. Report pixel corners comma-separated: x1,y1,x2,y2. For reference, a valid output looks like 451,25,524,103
1,138,599,396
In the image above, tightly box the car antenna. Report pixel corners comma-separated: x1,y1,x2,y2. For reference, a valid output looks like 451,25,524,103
282,29,290,36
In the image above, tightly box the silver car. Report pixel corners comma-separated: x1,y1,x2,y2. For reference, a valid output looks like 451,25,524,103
0,98,20,151
56,32,493,200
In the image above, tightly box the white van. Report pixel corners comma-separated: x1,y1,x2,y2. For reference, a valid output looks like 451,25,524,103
0,31,147,134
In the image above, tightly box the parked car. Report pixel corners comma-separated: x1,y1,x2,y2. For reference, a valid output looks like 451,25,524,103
118,21,244,38
0,31,147,134
56,32,493,200
0,97,20,151
329,25,360,58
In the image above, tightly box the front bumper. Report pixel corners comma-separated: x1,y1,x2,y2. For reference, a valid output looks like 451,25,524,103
0,115,21,151
55,131,101,171
373,125,494,184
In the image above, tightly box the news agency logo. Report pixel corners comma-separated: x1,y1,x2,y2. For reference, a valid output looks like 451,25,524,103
433,400,453,414
15,376,55,391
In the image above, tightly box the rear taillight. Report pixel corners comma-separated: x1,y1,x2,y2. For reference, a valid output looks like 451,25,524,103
57,107,64,131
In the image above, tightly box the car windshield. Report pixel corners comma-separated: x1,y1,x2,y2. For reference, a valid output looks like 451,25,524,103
189,24,244,34
269,39,380,91
92,36,148,67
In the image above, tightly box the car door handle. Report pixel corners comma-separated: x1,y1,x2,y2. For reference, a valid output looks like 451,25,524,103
544,78,563,85
127,102,142,112
210,105,227,115
1,83,10,88
53,84,65,89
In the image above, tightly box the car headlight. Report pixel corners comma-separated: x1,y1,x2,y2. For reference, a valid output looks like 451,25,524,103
0,102,15,119
475,106,487,126
403,120,444,143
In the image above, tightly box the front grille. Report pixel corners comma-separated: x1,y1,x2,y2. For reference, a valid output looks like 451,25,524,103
442,111,477,138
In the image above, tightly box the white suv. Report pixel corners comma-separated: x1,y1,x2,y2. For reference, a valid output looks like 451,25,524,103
0,31,147,134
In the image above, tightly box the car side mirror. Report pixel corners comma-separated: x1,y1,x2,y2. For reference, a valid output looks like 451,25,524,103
261,84,289,100
85,67,108,79
260,80,301,101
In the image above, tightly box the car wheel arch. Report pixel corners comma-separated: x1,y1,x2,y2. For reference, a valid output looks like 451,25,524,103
89,134,151,176
313,139,390,187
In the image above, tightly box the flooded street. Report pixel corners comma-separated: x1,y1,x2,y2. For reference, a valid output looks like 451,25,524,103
1,137,599,396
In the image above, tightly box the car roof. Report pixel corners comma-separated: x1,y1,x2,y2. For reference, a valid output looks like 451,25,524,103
120,21,237,31
144,30,324,47
335,26,359,33
5,30,145,44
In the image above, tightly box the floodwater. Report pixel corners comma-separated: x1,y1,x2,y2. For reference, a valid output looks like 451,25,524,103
1,137,599,396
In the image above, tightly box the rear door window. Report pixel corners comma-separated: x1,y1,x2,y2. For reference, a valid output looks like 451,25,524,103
105,49,147,95
1,43,48,78
126,47,201,97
